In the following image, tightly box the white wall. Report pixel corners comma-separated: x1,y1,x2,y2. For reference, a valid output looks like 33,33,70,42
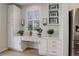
0,4,8,52
21,4,44,49
69,3,79,26
61,4,69,56
69,3,79,10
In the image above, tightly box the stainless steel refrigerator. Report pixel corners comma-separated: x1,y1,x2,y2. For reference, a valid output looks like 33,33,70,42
69,8,79,56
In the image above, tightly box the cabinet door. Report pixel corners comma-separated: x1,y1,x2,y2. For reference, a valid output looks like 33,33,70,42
8,5,14,48
8,5,21,49
13,37,22,51
39,38,47,55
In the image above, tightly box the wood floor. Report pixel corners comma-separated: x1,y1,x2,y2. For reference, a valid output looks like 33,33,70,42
0,48,39,56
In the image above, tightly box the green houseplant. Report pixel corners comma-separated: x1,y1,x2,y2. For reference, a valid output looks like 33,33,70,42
17,30,24,36
47,29,54,37
17,19,25,36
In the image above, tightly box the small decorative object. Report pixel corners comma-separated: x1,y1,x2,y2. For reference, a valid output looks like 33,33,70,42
49,4,59,10
21,19,25,26
49,11,58,16
36,27,42,37
17,30,24,36
47,29,54,37
42,18,47,26
49,17,59,24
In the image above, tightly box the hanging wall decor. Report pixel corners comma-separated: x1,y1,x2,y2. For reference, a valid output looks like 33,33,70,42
42,18,47,26
21,19,25,26
49,4,59,25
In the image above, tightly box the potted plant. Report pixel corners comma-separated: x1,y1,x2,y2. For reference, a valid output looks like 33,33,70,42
36,27,42,37
47,29,54,37
29,31,32,36
17,30,24,36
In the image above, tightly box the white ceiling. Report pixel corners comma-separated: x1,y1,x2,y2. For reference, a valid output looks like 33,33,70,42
7,3,46,7
15,3,45,6
16,3,29,6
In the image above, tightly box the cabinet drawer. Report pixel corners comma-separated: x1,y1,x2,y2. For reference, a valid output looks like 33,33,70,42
48,40,60,49
48,45,60,50
48,40,60,45
48,49,60,56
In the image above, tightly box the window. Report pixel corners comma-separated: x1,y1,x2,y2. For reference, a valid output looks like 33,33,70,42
27,10,40,31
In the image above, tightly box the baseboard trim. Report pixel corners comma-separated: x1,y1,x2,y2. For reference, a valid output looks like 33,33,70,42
8,47,23,52
0,48,8,53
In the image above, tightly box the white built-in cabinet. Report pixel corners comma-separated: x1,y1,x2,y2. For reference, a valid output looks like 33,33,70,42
8,5,27,51
39,37,48,55
8,5,21,51
47,38,61,56
8,4,69,56
21,3,63,56
39,4,64,56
